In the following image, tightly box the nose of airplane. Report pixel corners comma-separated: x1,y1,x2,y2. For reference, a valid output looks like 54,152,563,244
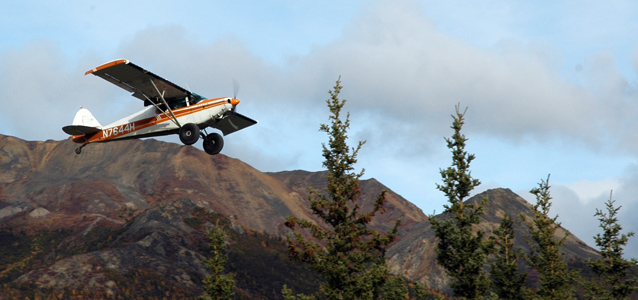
231,98,240,106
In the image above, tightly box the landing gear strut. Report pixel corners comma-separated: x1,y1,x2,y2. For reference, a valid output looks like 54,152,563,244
75,143,88,154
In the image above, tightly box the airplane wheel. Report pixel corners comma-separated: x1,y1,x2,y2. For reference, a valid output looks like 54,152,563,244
203,133,224,155
75,143,87,154
179,123,200,145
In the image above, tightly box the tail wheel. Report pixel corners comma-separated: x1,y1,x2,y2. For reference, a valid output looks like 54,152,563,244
203,133,224,155
179,123,200,145
75,143,88,154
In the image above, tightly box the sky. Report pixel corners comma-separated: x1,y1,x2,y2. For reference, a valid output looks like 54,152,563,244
2,0,638,256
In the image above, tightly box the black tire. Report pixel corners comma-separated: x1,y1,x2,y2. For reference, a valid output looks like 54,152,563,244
179,123,200,145
203,133,224,155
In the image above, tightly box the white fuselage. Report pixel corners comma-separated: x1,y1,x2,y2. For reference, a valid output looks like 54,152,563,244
71,97,234,144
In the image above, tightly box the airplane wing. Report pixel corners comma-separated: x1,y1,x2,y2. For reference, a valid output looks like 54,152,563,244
212,112,258,136
85,59,193,105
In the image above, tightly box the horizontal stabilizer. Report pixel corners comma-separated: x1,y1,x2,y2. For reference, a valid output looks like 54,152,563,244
62,125,101,136
213,112,258,136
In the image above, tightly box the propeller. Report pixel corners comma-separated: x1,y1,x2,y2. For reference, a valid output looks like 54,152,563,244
228,78,239,130
232,79,240,99
231,79,240,112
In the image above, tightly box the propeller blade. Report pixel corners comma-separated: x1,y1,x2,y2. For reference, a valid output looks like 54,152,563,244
227,114,239,131
232,79,240,99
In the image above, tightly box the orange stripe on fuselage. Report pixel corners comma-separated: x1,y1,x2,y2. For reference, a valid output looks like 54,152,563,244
70,98,228,144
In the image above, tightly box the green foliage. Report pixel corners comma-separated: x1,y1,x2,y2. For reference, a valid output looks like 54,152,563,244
282,284,317,300
428,104,490,299
285,78,402,300
187,206,323,298
0,227,73,284
1,268,197,299
410,282,450,300
227,232,322,298
104,268,196,299
524,175,578,300
80,222,131,253
585,191,638,300
200,222,235,300
435,105,482,205
185,207,228,231
379,275,409,299
489,214,527,300
413,282,436,300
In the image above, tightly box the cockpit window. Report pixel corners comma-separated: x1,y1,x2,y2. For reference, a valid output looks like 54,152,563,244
153,93,206,113
190,93,205,104
169,97,188,110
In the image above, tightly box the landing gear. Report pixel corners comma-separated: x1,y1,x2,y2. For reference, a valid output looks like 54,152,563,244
179,123,199,145
75,144,88,154
203,133,224,155
180,124,223,155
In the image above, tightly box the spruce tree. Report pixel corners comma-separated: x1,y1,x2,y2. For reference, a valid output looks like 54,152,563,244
284,78,403,300
524,175,577,300
200,222,235,300
282,285,317,300
585,191,638,300
489,214,527,300
428,104,490,299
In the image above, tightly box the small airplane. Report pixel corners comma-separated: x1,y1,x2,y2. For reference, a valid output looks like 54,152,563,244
62,59,257,155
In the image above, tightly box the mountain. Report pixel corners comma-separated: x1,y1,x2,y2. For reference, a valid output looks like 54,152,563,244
0,135,428,298
0,135,314,236
388,188,600,291
0,135,601,298
266,171,602,292
266,170,428,237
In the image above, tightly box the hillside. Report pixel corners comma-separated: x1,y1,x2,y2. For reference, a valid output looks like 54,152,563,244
266,170,428,237
0,135,601,298
388,188,600,291
0,135,428,298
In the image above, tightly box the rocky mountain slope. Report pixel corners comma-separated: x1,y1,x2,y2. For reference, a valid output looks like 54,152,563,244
266,170,428,237
0,135,429,298
387,188,599,291
0,135,601,298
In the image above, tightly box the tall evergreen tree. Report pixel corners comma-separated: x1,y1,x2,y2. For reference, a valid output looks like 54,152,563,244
284,78,403,300
200,221,235,300
585,191,638,300
429,104,491,299
524,175,577,300
489,214,527,300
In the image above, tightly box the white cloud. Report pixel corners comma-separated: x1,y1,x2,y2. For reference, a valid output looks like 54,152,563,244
522,170,638,258
565,178,621,204
285,0,621,152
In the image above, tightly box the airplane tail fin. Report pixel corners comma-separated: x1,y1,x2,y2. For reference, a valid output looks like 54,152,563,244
72,107,102,127
62,107,103,136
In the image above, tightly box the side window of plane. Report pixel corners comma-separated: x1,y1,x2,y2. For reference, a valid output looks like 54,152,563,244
169,98,188,110
190,93,204,105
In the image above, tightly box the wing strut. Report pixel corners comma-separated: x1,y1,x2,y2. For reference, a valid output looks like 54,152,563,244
150,79,181,128
140,92,180,128
138,78,181,128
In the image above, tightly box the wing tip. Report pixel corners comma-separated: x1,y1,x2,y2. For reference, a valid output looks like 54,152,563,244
85,59,130,75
